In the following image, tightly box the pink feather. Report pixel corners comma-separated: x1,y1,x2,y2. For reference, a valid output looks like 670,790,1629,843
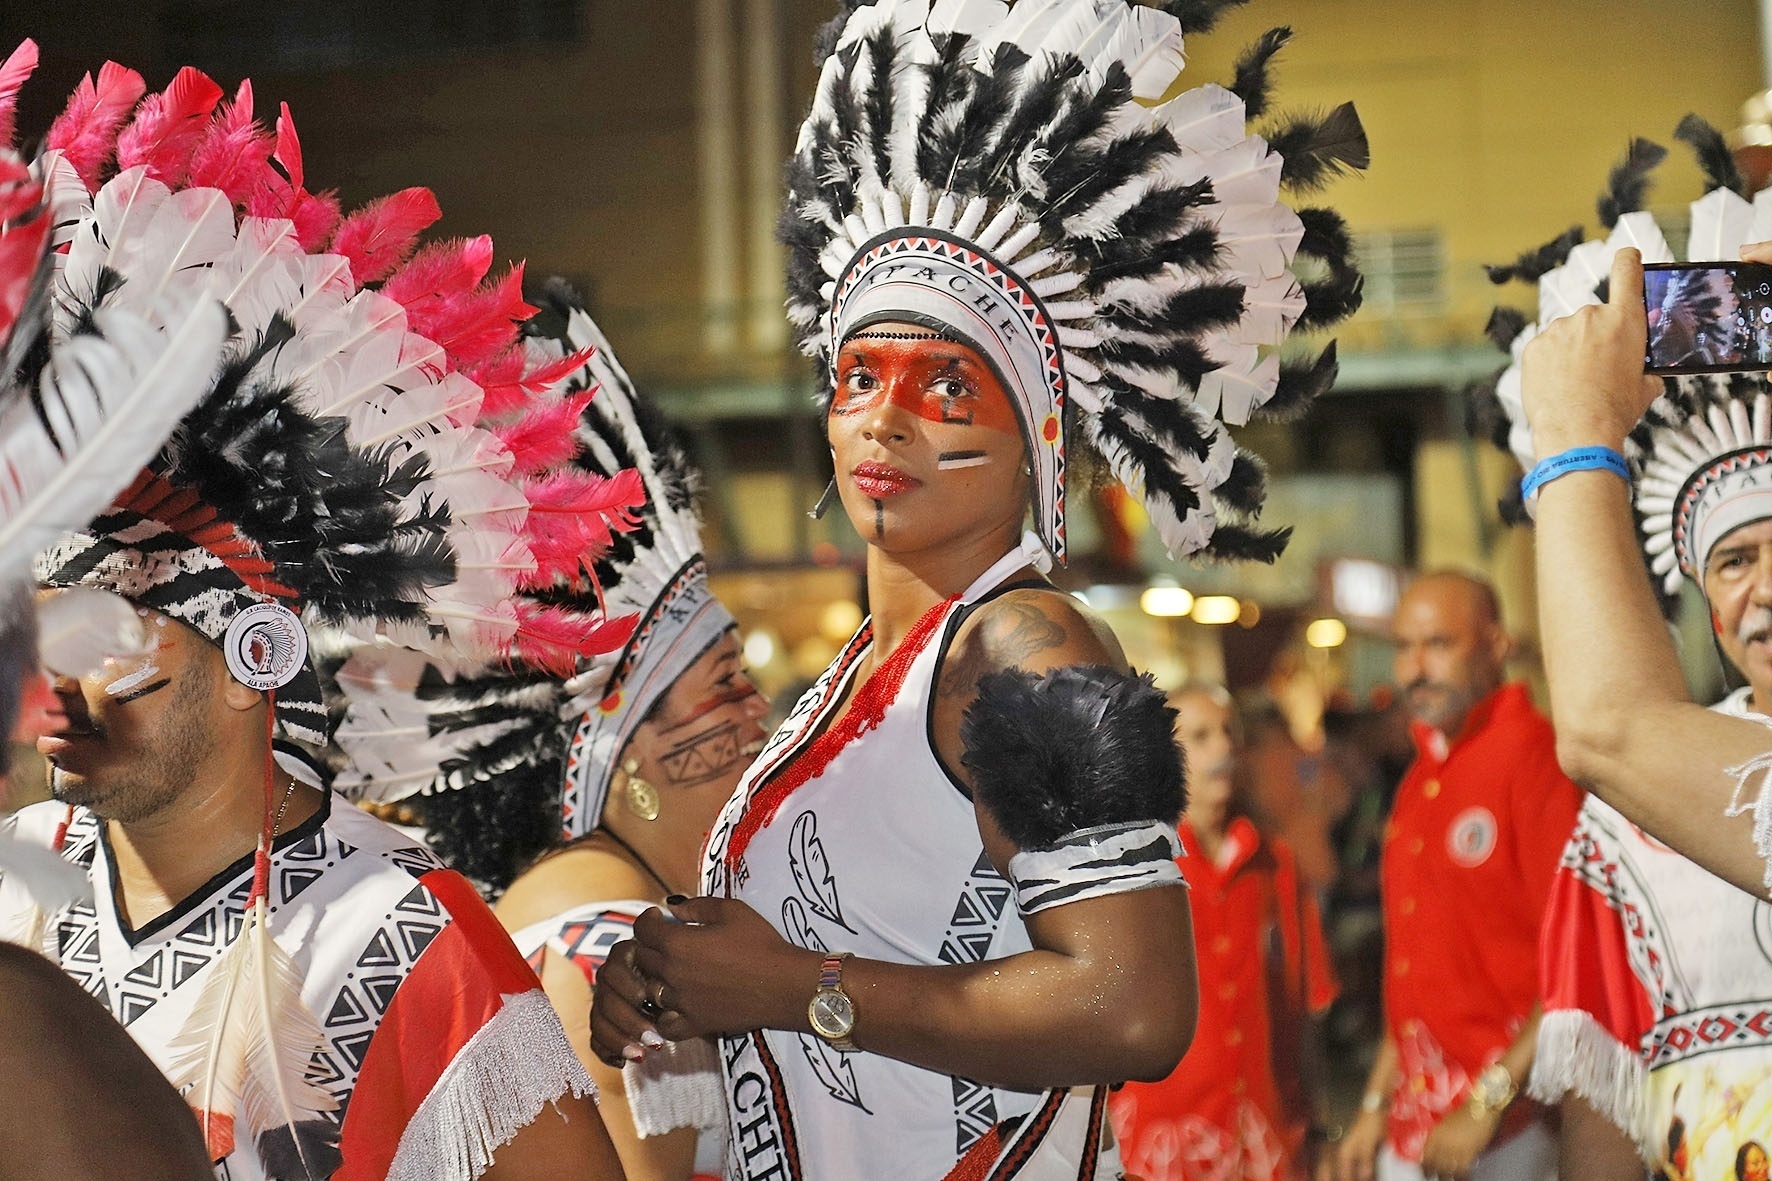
0,156,48,344
518,467,646,586
491,389,595,474
45,61,147,191
472,344,598,420
329,186,441,284
114,66,225,186
245,103,339,249
407,262,538,372
185,80,274,206
0,39,39,150
381,235,493,308
507,605,638,677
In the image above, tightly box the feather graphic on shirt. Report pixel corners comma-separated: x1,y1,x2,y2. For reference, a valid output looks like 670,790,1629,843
781,897,829,954
799,1033,871,1113
788,810,852,933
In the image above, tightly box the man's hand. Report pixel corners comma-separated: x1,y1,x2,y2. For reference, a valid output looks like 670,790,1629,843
1330,1108,1386,1181
1417,1102,1501,1181
1521,247,1663,458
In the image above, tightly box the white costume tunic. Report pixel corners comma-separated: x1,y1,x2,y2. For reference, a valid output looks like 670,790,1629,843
1531,689,1772,1172
702,547,1124,1181
0,792,592,1181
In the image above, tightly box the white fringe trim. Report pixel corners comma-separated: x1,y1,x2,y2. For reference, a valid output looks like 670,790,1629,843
622,1035,727,1139
386,988,597,1181
1528,1008,1650,1158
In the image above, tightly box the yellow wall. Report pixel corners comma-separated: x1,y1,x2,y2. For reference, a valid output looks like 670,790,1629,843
1184,1,1763,352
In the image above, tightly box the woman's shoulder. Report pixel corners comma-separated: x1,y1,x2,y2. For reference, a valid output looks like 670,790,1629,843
946,583,1127,682
493,840,658,931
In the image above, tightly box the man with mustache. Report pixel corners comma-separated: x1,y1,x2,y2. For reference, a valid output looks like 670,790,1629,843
1335,573,1582,1181
1524,349,1772,1179
1109,684,1338,1181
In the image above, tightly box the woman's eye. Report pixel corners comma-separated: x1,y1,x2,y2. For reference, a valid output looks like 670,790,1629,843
932,378,969,399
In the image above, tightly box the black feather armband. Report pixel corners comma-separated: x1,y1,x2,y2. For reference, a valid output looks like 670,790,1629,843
961,665,1188,914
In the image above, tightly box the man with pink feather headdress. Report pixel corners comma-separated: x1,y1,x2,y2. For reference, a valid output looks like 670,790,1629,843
0,42,639,1181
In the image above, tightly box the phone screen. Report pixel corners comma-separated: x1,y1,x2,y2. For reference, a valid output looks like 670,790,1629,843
1644,262,1772,375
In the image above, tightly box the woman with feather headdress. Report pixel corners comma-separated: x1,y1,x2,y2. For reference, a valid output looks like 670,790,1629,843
587,2,1367,1177
331,279,772,1181
0,46,632,1181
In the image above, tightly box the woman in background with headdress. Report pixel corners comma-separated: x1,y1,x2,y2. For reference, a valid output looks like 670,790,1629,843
336,283,769,1181
589,2,1368,1176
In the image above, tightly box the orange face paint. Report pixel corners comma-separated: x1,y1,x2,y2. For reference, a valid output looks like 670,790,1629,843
831,335,1022,437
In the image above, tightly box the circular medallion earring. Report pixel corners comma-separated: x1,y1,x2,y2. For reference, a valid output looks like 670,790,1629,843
623,758,661,821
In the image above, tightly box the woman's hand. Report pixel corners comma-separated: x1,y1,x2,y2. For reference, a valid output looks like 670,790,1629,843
588,897,820,1066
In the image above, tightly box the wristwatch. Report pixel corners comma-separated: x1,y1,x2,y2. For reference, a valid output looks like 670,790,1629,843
808,952,858,1052
1466,1063,1517,1117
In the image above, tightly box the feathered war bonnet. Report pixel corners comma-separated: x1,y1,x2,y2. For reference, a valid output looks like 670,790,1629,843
1484,116,1772,599
7,51,634,753
783,0,1368,564
332,281,734,893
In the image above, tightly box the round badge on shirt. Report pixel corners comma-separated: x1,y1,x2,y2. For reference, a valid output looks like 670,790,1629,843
1446,806,1498,868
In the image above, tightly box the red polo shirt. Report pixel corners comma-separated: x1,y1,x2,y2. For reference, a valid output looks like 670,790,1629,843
1380,682,1582,1161
1110,817,1337,1181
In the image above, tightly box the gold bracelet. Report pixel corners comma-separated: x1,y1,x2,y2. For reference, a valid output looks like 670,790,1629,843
1467,1063,1517,1116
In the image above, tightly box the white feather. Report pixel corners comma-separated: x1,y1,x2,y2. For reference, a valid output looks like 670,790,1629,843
34,587,150,678
0,295,228,578
926,0,1007,38
1605,210,1673,265
0,831,91,912
1117,5,1188,102
1157,84,1247,153
1687,187,1754,262
164,898,339,1170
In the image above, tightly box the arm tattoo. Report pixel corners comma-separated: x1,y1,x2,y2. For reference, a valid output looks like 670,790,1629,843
937,599,1068,697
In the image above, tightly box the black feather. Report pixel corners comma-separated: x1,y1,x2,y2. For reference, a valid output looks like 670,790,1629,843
1095,332,1217,390
813,1,876,65
1484,306,1529,352
1155,0,1252,35
1466,380,1516,454
1257,342,1338,422
1298,265,1363,330
1086,221,1222,288
863,26,896,184
978,53,1083,191
1597,137,1667,229
1217,450,1268,515
946,43,1030,194
916,31,976,182
961,665,1183,850
1161,282,1248,334
255,1120,343,1181
1098,374,1213,456
1482,226,1583,285
1090,405,1210,533
1295,207,1354,267
1047,124,1177,227
1269,102,1370,194
1229,27,1291,121
1675,113,1746,197
1201,520,1291,563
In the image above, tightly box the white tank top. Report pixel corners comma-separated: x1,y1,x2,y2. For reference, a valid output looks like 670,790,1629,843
702,544,1123,1181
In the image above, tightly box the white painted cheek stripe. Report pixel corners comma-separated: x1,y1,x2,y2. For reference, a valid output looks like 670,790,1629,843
936,454,992,470
102,660,162,698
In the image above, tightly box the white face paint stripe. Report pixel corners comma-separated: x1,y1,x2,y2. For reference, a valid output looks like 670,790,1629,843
936,453,992,470
103,660,163,697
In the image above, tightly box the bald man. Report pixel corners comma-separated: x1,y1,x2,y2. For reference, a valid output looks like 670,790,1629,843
1335,574,1582,1181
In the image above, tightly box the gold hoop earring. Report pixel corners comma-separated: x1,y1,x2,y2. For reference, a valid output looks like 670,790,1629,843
622,758,661,822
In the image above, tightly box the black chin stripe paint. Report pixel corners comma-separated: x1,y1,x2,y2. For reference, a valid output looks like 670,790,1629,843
873,498,884,540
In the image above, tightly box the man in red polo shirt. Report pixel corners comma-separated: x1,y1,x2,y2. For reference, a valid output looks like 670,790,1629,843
1111,683,1338,1181
1333,572,1581,1181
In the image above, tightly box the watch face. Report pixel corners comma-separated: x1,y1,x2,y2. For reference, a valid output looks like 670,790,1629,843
810,989,855,1038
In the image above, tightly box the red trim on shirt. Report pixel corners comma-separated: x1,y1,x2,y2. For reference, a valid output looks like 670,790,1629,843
334,868,544,1179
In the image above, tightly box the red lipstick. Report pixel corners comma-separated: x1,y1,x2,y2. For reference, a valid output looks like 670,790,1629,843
851,461,920,499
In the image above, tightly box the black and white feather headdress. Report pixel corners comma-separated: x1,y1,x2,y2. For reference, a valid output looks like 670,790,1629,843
784,0,1367,563
1485,117,1772,598
333,282,735,892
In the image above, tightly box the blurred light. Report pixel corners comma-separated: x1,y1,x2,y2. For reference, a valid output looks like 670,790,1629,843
1140,586,1195,617
742,629,777,668
810,541,842,567
1237,601,1262,629
1329,558,1400,622
819,599,864,643
1305,617,1349,649
1190,595,1241,625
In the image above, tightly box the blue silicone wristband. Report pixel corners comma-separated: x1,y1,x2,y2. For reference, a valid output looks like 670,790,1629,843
1520,446,1630,500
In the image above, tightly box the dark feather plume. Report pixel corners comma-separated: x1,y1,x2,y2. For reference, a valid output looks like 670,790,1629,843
1228,27,1291,121
1269,102,1370,194
1258,342,1337,422
1298,265,1363,330
1196,520,1290,563
863,27,897,184
1674,114,1746,197
961,665,1183,850
1155,0,1252,34
1295,206,1353,267
1483,226,1583,285
1597,137,1667,229
1484,306,1529,352
256,1121,343,1181
1217,450,1268,515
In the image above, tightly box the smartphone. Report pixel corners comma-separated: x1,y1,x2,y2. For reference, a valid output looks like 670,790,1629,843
1644,261,1772,375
